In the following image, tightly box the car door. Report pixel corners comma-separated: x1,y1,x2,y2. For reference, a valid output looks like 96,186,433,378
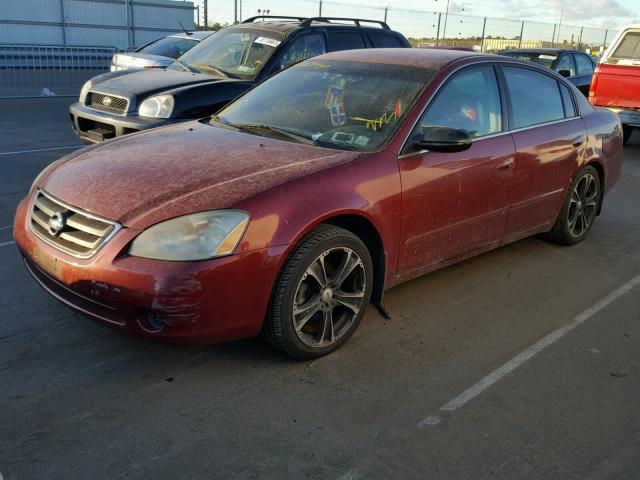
500,65,585,239
573,53,595,95
397,64,515,274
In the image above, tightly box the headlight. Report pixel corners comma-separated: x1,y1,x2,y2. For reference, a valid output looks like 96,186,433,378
128,210,250,261
79,80,93,102
138,94,174,118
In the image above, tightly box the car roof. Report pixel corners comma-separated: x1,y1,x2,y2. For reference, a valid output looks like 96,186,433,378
315,47,485,70
168,31,214,41
501,48,585,55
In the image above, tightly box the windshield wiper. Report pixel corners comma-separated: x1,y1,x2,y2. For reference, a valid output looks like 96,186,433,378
190,63,236,78
173,59,197,73
230,123,315,145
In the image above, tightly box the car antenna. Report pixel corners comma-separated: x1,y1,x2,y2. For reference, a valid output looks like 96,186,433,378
179,22,192,36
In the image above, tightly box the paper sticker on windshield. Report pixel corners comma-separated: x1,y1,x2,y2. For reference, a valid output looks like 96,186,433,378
539,54,557,60
254,37,281,47
354,136,370,147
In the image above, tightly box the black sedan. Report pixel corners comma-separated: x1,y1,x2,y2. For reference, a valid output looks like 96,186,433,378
499,48,595,96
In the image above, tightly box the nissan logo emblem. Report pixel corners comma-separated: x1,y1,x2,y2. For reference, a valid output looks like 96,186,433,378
102,96,113,106
47,211,66,236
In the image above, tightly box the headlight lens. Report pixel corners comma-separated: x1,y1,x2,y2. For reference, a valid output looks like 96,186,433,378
128,210,250,261
138,94,174,118
79,80,92,102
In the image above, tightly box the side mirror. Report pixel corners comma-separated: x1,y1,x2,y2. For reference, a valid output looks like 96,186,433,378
558,69,572,78
413,126,472,153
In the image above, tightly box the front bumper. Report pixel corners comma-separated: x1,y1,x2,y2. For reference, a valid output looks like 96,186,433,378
69,101,183,144
13,195,286,345
604,107,640,127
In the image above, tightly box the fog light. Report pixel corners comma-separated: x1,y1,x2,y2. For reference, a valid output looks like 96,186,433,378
138,312,166,333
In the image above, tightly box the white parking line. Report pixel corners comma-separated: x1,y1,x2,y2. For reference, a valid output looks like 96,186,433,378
0,240,15,248
418,273,640,425
0,146,81,156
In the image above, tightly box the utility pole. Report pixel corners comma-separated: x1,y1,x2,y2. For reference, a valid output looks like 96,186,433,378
518,20,524,48
480,17,486,52
442,0,450,46
551,23,556,48
234,0,238,23
556,8,563,47
319,0,322,17
435,12,442,46
204,0,208,29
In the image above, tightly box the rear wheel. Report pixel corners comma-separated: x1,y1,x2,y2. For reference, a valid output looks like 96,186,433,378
264,225,373,359
623,125,633,145
546,166,601,245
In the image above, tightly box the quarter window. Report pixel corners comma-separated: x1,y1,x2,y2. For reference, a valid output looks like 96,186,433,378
279,34,326,69
574,54,594,76
417,66,502,138
503,67,565,129
555,55,576,76
369,32,405,48
559,83,577,118
328,32,366,51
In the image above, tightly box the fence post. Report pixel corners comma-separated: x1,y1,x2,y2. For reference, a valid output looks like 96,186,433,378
480,17,486,52
196,5,200,28
384,7,388,23
204,0,208,29
125,0,133,49
602,29,608,51
234,0,238,23
518,20,524,48
435,12,442,46
578,26,583,49
59,0,67,46
319,0,322,17
551,23,556,48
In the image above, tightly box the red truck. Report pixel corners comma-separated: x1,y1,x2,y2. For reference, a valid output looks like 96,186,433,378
590,25,640,144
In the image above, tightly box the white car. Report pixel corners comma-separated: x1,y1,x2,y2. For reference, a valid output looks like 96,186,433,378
111,31,215,71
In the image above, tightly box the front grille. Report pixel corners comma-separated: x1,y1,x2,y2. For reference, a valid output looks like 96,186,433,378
87,92,129,114
29,190,120,259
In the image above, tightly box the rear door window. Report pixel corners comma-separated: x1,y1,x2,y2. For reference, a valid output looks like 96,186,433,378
328,32,366,52
610,31,640,61
140,37,198,59
503,66,565,129
555,55,576,76
368,32,405,48
574,54,594,76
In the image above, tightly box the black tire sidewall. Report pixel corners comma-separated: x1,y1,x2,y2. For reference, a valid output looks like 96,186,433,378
271,228,374,359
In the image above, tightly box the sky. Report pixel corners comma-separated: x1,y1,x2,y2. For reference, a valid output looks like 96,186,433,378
202,0,639,40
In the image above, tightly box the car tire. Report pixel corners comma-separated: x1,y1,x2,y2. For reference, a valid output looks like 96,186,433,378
546,165,601,245
623,125,633,145
264,225,373,359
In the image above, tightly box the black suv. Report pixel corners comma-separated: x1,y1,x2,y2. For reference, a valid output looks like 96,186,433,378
70,16,411,143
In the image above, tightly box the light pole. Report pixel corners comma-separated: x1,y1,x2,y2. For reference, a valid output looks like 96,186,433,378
442,0,451,46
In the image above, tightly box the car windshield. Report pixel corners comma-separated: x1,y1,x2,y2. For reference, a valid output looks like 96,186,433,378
172,28,283,79
501,51,557,68
212,60,433,152
140,36,198,59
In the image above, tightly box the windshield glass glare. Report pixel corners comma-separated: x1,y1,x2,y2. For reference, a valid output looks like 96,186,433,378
501,52,557,68
214,60,433,152
173,28,283,78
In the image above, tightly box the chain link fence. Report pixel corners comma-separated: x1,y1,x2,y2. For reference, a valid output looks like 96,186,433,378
0,0,623,97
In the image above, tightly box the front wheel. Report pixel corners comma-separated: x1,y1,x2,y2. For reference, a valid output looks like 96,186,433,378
546,166,601,245
264,225,373,359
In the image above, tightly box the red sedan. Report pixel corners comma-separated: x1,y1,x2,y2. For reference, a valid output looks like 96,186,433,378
14,49,623,358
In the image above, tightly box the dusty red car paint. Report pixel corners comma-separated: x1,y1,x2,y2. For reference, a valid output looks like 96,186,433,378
14,49,624,345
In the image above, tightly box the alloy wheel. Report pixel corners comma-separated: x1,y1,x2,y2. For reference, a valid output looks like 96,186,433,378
567,172,598,238
292,247,367,348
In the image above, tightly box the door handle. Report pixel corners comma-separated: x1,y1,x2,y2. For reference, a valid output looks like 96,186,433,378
572,136,585,148
496,157,514,171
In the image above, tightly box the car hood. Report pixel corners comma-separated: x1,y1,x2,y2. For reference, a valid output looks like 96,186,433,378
113,53,174,68
92,68,226,98
39,122,359,229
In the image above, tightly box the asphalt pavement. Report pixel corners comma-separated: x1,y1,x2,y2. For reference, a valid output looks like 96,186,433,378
0,98,639,480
